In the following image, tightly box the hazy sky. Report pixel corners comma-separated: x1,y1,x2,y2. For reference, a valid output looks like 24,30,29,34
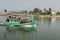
0,0,60,12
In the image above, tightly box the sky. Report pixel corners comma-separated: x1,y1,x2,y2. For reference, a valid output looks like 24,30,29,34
0,0,60,12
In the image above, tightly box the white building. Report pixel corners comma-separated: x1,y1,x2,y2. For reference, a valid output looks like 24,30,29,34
52,12,56,16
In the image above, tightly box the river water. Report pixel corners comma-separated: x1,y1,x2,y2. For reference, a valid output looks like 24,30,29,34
0,16,60,40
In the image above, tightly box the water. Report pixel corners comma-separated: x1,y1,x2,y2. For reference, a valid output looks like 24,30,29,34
0,16,60,40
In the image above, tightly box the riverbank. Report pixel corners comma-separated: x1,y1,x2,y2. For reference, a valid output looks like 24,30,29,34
38,15,60,17
0,14,60,17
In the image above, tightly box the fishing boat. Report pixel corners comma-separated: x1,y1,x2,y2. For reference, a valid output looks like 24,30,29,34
5,14,37,31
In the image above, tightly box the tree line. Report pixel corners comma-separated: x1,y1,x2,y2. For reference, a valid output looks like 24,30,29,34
21,8,52,15
21,8,60,15
10,8,60,15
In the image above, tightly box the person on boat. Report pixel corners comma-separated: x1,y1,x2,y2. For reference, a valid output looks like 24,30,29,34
7,18,9,22
6,16,11,22
9,16,11,18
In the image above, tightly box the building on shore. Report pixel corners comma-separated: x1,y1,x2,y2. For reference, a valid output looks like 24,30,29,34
51,12,56,16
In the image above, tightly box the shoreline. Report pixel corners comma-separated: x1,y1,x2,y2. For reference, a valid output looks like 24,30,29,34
38,15,60,17
0,14,60,17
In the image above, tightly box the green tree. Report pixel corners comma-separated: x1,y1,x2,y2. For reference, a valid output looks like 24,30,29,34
43,8,52,15
33,8,40,15
48,8,52,15
24,10,27,14
39,10,43,15
43,8,48,15
29,11,33,14
21,10,28,14
56,12,60,15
